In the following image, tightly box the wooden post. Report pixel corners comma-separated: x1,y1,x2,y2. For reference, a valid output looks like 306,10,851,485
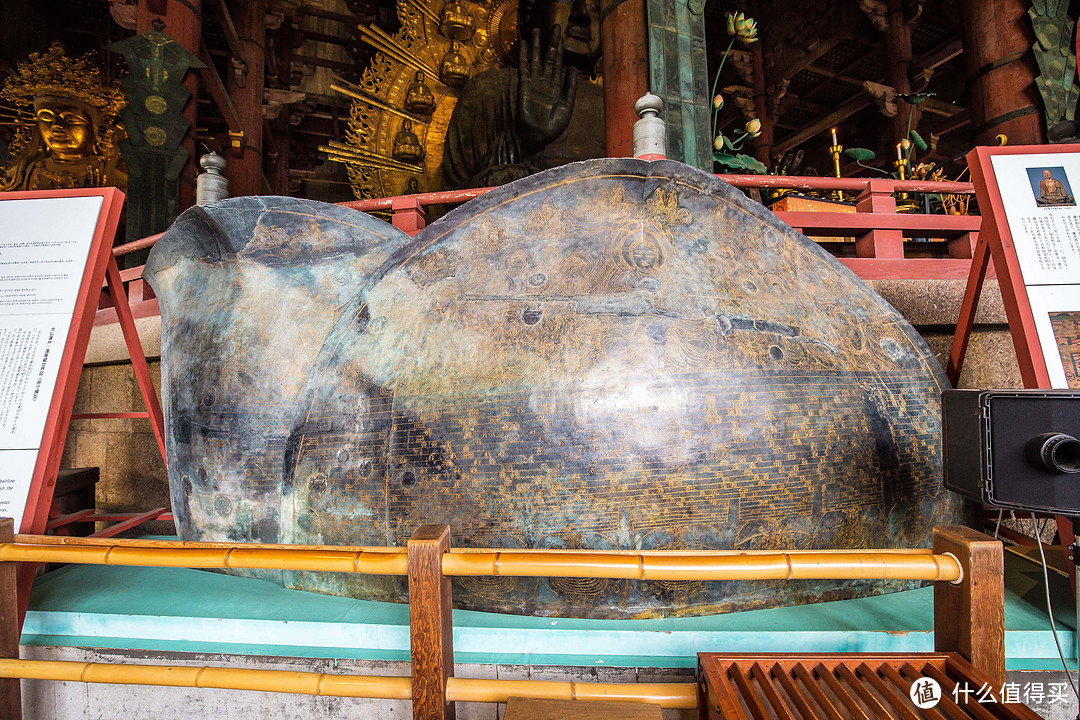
881,0,919,146
225,0,266,197
1,518,22,720
933,525,1005,690
854,180,903,258
392,196,426,236
958,0,1042,145
600,0,648,158
408,524,454,720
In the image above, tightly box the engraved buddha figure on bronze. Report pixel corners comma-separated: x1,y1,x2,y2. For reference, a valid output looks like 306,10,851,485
441,0,604,189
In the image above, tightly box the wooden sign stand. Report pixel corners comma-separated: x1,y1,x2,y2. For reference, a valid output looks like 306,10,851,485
0,188,166,618
947,144,1080,579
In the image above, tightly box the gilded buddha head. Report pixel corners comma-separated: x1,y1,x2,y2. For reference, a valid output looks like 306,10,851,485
0,43,125,191
33,97,97,160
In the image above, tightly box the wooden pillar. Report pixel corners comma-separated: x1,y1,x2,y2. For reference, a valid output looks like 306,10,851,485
226,0,267,197
266,20,294,196
601,0,649,158
959,0,1042,145
881,0,919,147
138,0,201,212
749,0,772,166
408,525,454,720
1,518,20,720
933,525,1005,691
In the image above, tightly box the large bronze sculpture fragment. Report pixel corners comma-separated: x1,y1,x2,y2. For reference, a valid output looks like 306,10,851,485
145,158,967,618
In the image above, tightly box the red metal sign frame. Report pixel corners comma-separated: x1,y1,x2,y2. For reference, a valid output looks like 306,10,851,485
0,188,125,535
947,144,1080,388
0,187,168,618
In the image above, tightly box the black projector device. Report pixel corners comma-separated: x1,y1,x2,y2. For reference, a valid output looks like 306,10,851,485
942,390,1080,514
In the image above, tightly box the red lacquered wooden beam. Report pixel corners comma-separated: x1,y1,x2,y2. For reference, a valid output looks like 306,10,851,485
338,186,496,213
113,232,164,256
45,509,96,531
89,508,170,539
776,212,981,237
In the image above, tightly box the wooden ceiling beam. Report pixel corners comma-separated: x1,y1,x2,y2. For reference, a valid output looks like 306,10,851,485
297,3,354,23
773,95,874,154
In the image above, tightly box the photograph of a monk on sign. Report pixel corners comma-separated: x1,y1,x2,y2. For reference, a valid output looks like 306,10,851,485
1028,166,1076,207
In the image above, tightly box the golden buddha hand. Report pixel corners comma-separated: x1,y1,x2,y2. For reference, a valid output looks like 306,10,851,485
516,25,577,156
35,102,94,160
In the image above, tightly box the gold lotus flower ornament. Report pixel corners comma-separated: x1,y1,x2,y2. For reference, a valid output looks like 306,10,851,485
745,118,762,138
726,12,758,44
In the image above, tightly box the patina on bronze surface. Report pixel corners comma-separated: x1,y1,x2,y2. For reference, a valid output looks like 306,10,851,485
145,158,967,618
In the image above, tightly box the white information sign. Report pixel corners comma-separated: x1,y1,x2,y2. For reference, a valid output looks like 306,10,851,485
989,152,1080,389
0,195,103,529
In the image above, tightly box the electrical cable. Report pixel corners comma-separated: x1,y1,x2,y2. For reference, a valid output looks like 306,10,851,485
1031,512,1079,701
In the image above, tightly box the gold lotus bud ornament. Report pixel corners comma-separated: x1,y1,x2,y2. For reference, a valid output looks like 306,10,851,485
745,118,762,138
712,94,724,109
726,12,758,45
0,42,126,192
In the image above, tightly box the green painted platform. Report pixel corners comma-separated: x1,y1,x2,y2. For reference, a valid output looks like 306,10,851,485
20,551,1077,670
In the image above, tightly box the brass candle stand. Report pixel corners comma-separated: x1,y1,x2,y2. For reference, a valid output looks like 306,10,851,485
893,156,919,213
828,143,845,202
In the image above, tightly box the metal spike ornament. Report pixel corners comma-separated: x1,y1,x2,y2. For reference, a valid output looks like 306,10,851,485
108,20,204,243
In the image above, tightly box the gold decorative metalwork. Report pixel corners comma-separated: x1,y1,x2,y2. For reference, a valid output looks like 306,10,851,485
0,42,127,192
326,0,517,198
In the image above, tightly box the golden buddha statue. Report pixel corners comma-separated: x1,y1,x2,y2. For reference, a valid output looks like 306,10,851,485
392,119,424,163
0,43,126,192
439,41,471,89
403,71,437,116
439,0,476,41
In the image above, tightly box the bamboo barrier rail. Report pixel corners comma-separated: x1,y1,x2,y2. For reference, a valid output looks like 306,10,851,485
0,659,413,699
0,539,962,582
0,520,1002,720
0,660,698,709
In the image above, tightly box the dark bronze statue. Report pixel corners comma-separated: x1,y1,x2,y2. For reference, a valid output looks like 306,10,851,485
145,158,969,618
441,0,604,189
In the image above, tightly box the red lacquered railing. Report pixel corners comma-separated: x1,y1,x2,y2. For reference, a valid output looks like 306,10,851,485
97,175,981,325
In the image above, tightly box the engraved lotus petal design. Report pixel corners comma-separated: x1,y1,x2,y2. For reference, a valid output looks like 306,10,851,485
144,158,967,618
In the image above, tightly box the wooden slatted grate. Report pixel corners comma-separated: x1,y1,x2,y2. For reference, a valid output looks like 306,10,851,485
698,653,1042,720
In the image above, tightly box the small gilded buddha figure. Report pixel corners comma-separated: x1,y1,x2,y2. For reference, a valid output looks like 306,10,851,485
439,0,476,41
1036,168,1075,207
392,119,424,163
403,71,437,116
0,43,126,192
439,41,471,89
